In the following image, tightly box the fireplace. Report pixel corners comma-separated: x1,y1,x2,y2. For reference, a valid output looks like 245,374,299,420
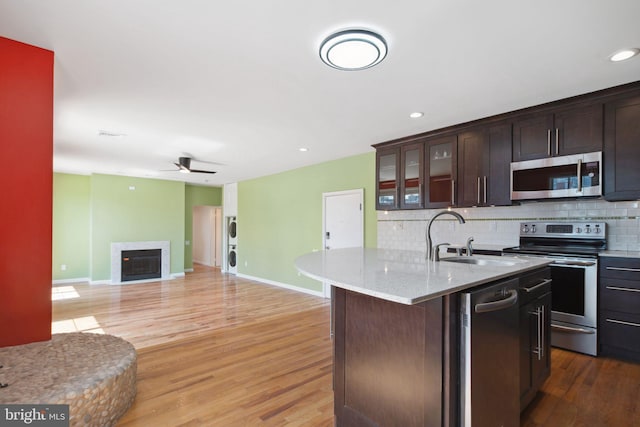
110,241,170,284
121,249,161,282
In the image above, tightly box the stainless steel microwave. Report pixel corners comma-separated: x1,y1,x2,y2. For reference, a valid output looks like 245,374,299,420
511,151,602,201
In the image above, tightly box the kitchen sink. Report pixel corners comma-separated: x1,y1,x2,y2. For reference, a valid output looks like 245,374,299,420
441,256,524,267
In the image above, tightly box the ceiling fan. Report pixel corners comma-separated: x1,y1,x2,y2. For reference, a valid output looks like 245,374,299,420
173,156,217,174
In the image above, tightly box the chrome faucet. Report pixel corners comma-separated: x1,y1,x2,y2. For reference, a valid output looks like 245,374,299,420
466,237,474,257
426,210,466,261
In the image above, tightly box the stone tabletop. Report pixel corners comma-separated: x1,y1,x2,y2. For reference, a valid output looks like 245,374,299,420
295,248,551,305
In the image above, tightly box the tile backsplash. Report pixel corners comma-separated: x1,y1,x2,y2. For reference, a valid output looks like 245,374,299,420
377,199,640,253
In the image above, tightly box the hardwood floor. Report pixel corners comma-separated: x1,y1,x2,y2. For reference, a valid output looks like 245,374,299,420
522,348,640,427
52,265,640,426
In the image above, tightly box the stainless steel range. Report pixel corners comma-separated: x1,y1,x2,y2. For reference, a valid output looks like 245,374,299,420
504,221,606,356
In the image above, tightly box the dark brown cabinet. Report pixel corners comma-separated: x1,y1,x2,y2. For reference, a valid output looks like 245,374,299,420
599,256,640,362
425,135,457,208
603,93,640,201
401,142,425,209
376,143,427,210
512,103,603,162
333,288,452,427
519,268,551,411
376,147,399,209
458,123,512,207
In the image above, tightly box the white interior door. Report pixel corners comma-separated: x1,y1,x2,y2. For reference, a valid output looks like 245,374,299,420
322,189,364,297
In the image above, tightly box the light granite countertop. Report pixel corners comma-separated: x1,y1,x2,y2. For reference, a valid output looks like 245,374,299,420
295,248,552,305
599,250,640,259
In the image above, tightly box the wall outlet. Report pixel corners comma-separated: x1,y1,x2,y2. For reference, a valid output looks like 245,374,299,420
244,261,248,267
185,240,190,246
61,264,67,271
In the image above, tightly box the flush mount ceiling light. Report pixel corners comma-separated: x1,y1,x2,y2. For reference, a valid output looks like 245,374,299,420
609,48,640,62
319,29,387,71
409,112,424,119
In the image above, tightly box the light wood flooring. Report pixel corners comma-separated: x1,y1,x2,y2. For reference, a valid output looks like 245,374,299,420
52,265,640,426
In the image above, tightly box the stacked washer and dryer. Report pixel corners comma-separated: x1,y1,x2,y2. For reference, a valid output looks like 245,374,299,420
227,216,237,274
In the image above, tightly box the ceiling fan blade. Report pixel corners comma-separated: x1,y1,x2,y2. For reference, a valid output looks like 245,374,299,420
188,169,217,174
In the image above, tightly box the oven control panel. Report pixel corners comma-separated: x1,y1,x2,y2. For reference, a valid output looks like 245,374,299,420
519,222,606,238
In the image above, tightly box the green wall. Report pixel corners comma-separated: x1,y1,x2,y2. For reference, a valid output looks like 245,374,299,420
89,174,185,281
184,184,223,269
238,152,377,292
52,173,91,280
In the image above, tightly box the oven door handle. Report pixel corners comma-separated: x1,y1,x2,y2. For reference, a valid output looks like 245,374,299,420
552,260,596,267
551,324,595,334
522,278,552,293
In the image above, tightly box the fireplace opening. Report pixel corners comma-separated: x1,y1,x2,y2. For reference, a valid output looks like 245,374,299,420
121,249,162,282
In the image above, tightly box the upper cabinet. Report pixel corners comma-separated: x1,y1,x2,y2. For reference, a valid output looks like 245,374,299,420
604,92,640,201
425,135,457,208
373,81,640,210
376,147,399,209
458,123,512,207
376,142,426,210
400,143,425,209
512,103,603,162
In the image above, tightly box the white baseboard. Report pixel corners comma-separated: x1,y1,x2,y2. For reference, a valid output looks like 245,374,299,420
89,272,183,286
52,277,90,285
184,268,194,273
236,273,324,298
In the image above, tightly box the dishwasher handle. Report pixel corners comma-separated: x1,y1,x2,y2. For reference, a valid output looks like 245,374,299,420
475,289,518,313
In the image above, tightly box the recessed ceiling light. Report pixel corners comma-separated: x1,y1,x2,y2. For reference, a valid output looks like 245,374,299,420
609,48,639,62
299,147,309,152
410,112,424,119
319,29,387,71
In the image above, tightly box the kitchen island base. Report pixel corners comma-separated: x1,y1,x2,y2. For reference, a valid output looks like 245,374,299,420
333,288,457,427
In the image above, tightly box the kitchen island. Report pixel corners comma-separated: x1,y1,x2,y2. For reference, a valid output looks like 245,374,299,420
295,248,551,427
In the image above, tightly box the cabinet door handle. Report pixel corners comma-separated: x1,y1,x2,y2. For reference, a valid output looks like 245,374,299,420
477,176,481,205
522,278,552,293
540,305,545,359
529,307,542,360
606,318,640,328
605,266,640,273
451,179,456,206
555,128,559,155
605,285,640,293
547,129,551,156
483,176,487,204
577,159,583,192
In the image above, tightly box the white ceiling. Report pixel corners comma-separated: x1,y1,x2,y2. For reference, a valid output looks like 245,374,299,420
1,1,639,186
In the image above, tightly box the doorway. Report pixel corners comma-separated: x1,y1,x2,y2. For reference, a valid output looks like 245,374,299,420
322,189,364,297
192,206,222,267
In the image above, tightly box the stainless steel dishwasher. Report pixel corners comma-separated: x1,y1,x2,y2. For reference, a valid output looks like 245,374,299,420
460,277,520,427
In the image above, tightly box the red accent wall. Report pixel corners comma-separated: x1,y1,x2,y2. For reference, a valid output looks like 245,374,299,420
0,37,54,347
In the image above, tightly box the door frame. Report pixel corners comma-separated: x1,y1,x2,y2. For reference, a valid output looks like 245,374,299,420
322,188,364,298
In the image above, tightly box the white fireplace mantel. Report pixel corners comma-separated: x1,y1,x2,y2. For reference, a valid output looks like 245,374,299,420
110,241,170,284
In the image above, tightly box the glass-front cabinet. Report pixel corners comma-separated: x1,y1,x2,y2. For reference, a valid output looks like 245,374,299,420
400,143,424,209
376,148,399,209
426,135,457,208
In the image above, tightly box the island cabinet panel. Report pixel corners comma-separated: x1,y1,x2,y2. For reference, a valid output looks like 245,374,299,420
333,288,455,427
603,92,640,201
